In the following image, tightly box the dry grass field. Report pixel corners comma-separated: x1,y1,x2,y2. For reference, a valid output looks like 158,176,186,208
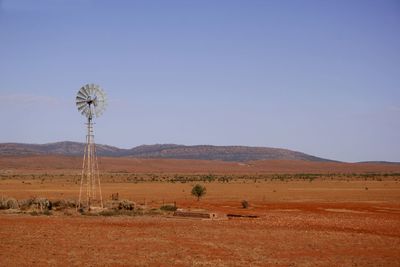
1,156,400,266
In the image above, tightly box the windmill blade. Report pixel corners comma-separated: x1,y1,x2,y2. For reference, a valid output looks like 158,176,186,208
89,85,95,96
96,99,106,108
86,86,93,97
95,95,104,105
76,95,87,103
82,86,90,96
77,101,87,108
76,95,86,102
77,89,88,99
92,97,98,107
78,103,88,112
94,103,106,117
76,99,87,106
81,87,90,99
87,84,93,96
98,92,107,106
78,105,87,113
95,105,105,114
77,101,88,109
84,107,93,118
93,87,101,96
89,84,95,96
96,106,105,115
77,93,86,101
80,105,89,116
99,91,106,102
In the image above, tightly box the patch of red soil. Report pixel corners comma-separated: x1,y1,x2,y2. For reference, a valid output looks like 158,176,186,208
0,202,399,266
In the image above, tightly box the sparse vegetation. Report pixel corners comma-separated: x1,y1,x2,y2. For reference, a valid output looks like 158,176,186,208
98,210,138,216
29,210,52,216
106,199,136,211
160,204,177,211
43,209,52,216
52,199,76,210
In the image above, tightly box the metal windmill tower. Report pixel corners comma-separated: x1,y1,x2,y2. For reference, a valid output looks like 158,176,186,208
75,84,107,210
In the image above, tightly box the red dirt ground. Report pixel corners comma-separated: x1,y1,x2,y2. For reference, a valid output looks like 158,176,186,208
0,156,400,266
0,203,399,266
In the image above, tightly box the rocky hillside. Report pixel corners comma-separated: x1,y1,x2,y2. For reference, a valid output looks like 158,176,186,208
0,141,333,162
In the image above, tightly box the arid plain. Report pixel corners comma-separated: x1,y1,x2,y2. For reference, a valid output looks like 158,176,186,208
1,156,400,266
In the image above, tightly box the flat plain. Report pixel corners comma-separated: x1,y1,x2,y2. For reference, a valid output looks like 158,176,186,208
0,156,400,266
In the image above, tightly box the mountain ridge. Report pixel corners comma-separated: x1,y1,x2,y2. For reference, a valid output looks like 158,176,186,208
130,144,334,162
0,141,346,162
0,141,336,162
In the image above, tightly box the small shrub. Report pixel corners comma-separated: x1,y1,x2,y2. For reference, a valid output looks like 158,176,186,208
241,200,249,209
32,198,52,211
19,198,34,210
6,198,19,209
118,200,135,210
0,197,7,210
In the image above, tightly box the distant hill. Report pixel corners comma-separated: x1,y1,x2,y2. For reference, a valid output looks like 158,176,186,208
357,161,400,165
0,141,334,162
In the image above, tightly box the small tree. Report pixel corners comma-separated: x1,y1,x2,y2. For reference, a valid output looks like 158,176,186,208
191,184,206,201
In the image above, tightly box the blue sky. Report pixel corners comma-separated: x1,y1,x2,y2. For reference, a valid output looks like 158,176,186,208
0,0,399,162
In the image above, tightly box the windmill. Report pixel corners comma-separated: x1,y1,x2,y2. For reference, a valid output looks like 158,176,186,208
75,83,107,210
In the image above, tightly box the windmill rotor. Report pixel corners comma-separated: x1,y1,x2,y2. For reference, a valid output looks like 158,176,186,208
75,84,107,119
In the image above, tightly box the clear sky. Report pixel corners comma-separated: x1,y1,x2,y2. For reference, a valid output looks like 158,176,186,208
0,0,399,162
